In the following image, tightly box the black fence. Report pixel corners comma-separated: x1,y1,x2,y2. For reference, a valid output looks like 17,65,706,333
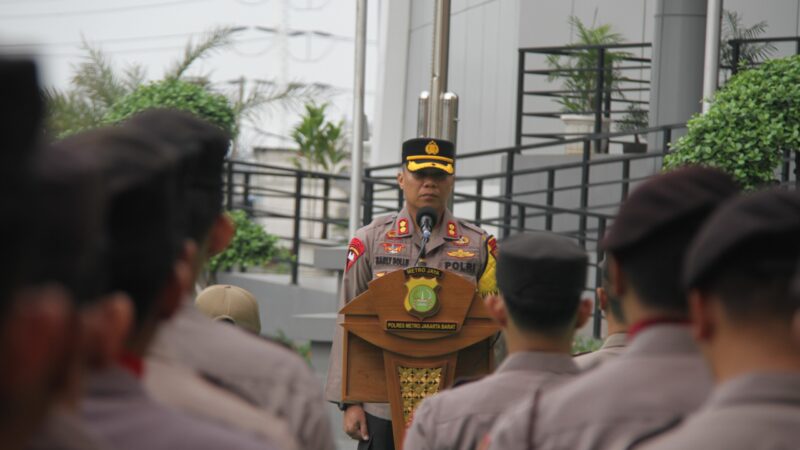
515,42,652,146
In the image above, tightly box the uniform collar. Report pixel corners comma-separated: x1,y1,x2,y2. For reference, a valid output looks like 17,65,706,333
391,206,461,255
625,324,700,357
602,332,628,349
496,351,580,376
705,372,800,410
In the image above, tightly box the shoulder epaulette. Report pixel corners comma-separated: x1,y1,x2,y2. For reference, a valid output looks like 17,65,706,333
458,219,488,235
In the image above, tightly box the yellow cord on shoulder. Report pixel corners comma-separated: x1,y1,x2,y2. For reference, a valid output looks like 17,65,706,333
478,249,498,297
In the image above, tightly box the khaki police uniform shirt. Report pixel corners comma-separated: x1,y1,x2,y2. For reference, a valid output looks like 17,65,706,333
487,325,712,450
403,351,579,450
144,356,298,450
632,372,800,450
574,332,628,371
151,301,334,450
27,408,111,450
325,206,498,420
82,366,275,450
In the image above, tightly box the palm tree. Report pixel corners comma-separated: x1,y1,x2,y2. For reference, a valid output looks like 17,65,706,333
44,26,326,145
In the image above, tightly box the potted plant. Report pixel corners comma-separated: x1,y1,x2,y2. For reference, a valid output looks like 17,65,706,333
616,104,648,153
546,16,628,154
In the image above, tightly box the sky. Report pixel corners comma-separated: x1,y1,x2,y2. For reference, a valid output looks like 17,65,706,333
0,0,381,153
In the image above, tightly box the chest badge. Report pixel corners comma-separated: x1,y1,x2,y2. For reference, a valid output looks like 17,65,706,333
404,275,440,320
382,243,405,254
447,249,475,259
453,235,470,246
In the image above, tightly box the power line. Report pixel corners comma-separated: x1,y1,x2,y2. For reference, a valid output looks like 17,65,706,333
28,35,277,58
0,0,212,19
0,30,208,48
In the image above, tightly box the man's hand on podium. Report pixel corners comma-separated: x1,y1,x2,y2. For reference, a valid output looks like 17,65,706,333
343,404,369,441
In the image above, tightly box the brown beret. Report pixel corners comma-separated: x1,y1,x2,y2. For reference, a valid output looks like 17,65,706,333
497,232,587,304
683,189,800,288
602,167,739,253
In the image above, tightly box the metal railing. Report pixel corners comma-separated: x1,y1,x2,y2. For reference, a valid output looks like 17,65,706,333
515,43,652,144
727,35,800,76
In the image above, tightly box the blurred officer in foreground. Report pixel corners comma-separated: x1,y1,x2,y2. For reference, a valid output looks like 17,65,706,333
326,138,499,450
404,232,590,450
195,284,262,334
50,126,274,450
0,57,80,450
631,189,800,449
485,167,739,450
25,131,129,450
574,258,628,370
126,109,331,450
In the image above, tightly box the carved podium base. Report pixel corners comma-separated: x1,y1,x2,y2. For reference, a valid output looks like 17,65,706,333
384,352,457,440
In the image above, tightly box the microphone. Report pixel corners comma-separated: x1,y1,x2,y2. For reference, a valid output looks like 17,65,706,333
416,207,438,240
414,207,438,266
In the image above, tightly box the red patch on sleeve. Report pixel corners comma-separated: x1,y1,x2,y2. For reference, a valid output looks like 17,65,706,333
487,236,498,259
346,238,366,272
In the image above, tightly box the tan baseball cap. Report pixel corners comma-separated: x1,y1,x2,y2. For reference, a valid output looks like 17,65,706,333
195,284,262,334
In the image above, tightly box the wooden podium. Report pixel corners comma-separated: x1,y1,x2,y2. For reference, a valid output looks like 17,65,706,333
339,266,500,449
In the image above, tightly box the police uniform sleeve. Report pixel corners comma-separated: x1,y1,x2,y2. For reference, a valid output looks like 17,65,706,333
477,234,498,297
403,397,436,450
324,227,373,404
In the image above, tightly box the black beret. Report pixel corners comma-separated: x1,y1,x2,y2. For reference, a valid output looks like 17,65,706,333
30,146,109,303
683,189,800,289
497,232,588,303
402,138,455,175
0,58,41,300
793,262,800,303
602,167,739,253
0,58,42,174
50,125,182,260
124,108,230,191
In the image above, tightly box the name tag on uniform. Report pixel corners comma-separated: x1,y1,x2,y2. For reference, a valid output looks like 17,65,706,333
444,260,477,275
375,256,410,266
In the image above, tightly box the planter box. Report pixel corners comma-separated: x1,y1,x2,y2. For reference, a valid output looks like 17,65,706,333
561,114,610,155
622,142,647,154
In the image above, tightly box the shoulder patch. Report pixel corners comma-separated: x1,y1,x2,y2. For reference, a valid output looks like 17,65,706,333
395,218,411,236
446,221,458,238
346,238,366,272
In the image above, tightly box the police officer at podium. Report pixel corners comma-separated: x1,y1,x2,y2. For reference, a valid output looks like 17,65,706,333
325,137,498,449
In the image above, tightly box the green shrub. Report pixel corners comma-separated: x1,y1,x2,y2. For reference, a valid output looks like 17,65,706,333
104,79,237,136
664,55,800,190
206,210,290,275
572,335,603,354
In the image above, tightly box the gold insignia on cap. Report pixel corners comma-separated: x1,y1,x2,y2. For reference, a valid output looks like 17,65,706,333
425,140,440,155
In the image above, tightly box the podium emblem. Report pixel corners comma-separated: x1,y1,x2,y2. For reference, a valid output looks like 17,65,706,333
404,277,440,319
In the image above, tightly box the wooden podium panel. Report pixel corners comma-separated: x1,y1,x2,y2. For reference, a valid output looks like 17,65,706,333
340,267,500,449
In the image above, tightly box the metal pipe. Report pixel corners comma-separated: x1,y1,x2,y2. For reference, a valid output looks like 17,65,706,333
429,0,452,138
702,0,722,113
418,91,430,137
348,0,367,237
441,92,459,144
